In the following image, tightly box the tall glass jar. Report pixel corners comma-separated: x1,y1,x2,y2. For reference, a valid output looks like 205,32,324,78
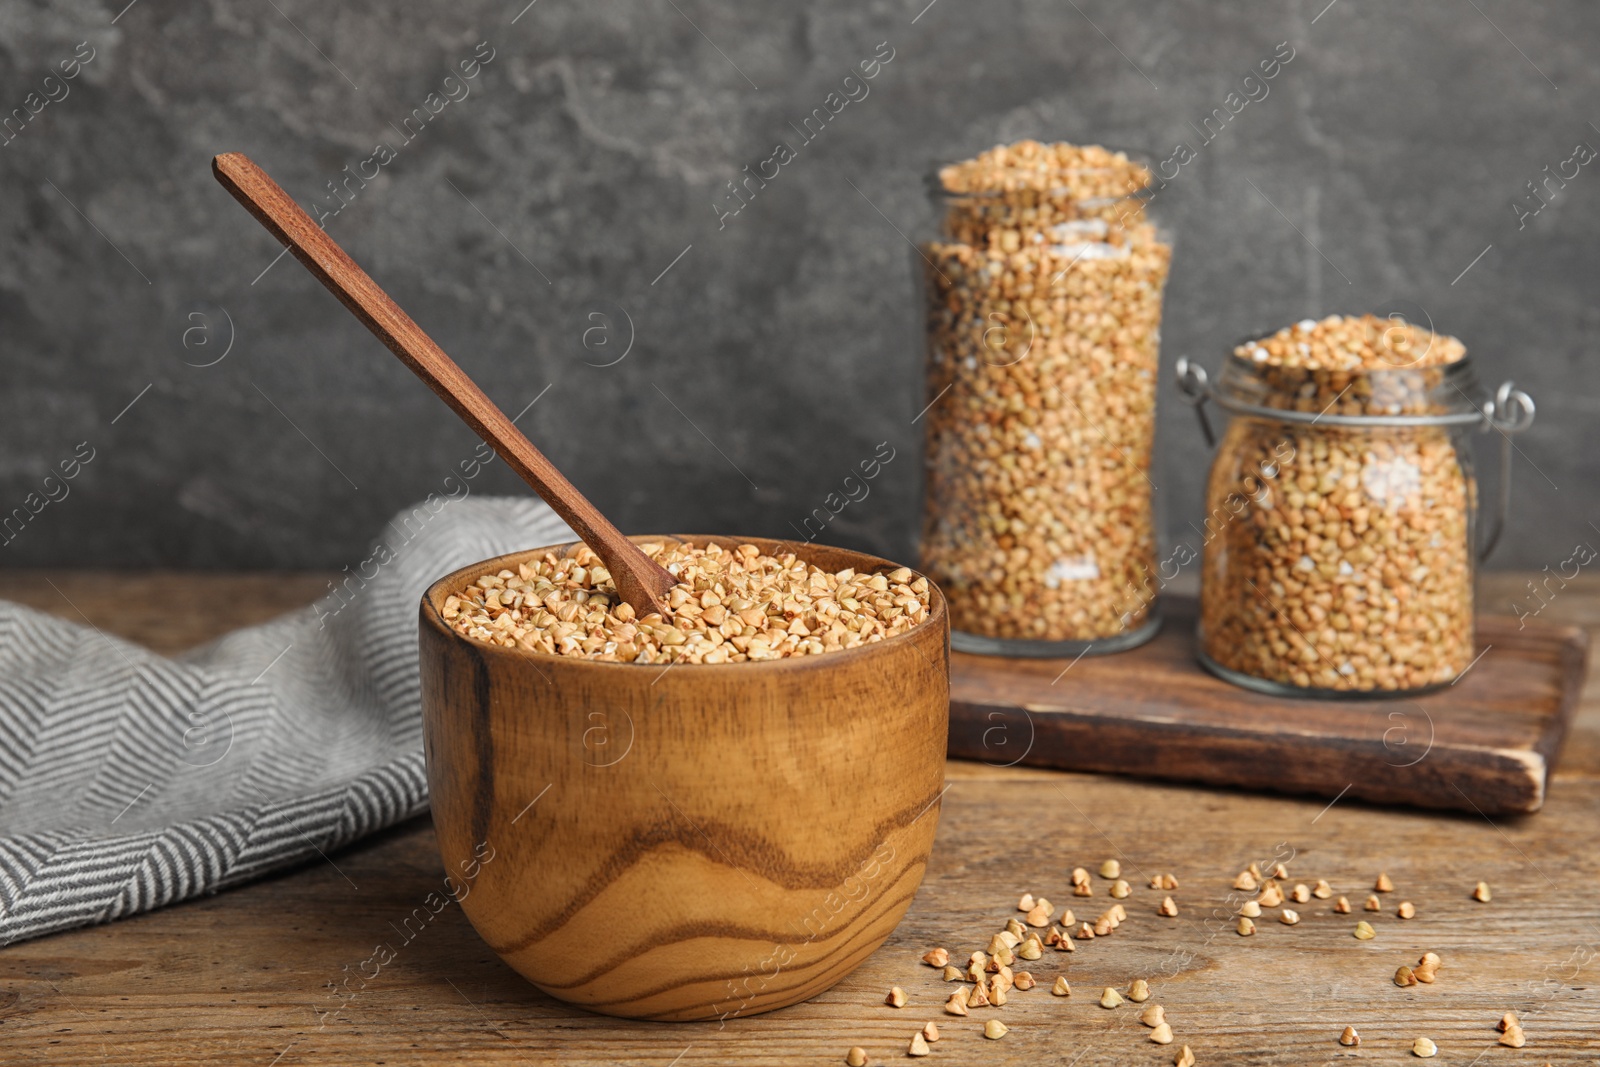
917,141,1172,657
1176,314,1536,697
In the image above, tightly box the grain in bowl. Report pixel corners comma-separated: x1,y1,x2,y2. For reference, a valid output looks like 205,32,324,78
419,536,949,1020
441,539,933,663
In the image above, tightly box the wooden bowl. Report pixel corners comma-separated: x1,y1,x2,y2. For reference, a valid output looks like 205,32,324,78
419,535,949,1021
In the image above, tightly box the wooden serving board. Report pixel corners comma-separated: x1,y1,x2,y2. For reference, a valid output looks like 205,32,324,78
948,596,1587,815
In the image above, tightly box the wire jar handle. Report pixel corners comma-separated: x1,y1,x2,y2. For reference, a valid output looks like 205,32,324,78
1171,357,1535,561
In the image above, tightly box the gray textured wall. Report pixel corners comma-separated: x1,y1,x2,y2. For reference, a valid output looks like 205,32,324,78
1,0,1594,573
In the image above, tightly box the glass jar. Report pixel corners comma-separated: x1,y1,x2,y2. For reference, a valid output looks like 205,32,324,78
1175,315,1536,697
916,141,1172,657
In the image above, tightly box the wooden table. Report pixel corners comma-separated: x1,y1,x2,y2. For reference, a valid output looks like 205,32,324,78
3,572,1599,1065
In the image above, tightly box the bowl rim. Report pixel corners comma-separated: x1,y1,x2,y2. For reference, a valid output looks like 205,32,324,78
420,533,949,674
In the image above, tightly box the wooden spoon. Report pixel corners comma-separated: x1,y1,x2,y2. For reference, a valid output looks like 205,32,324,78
212,151,677,618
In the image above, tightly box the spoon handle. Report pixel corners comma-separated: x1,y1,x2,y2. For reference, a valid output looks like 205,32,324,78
212,152,676,617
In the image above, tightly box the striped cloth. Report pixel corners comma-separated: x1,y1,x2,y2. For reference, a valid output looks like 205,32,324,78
0,497,571,946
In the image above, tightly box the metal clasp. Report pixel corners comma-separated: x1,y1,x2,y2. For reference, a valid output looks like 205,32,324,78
1477,380,1536,561
1173,356,1216,447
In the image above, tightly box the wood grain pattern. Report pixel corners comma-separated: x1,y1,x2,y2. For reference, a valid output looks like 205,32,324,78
210,152,676,617
4,571,1600,1064
418,537,951,1020
949,596,1586,815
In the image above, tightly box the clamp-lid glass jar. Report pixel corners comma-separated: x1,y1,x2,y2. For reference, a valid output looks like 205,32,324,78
1176,314,1535,697
917,141,1172,656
